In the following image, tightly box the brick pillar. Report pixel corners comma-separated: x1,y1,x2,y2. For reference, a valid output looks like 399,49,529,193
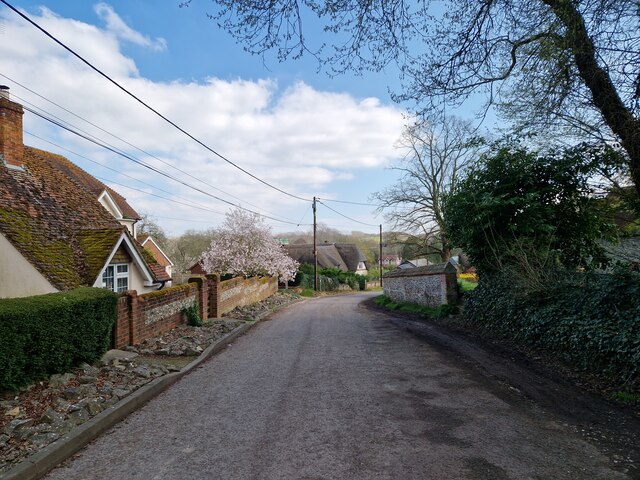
114,295,132,348
128,290,140,345
0,94,25,169
206,274,222,319
188,276,209,320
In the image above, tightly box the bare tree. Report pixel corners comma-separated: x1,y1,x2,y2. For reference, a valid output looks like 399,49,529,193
186,0,640,198
372,116,484,262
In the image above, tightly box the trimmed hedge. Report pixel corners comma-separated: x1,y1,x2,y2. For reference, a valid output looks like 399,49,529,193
464,272,640,386
0,288,117,391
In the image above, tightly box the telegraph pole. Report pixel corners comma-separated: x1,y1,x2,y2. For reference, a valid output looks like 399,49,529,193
313,197,318,291
379,224,383,288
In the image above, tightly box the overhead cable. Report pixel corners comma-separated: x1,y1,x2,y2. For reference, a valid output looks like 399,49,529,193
316,199,380,227
1,0,311,202
24,105,311,226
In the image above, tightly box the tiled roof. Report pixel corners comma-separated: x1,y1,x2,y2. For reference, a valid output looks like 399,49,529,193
47,152,140,220
0,146,165,289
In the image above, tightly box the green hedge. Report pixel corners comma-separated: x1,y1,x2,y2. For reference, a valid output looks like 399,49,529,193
0,288,118,391
464,272,640,386
290,264,365,291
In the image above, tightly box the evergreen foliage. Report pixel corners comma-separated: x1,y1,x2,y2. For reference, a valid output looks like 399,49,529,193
0,288,117,391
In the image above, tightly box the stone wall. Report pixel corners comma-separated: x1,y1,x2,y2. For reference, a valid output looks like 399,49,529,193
383,264,458,307
209,275,278,318
113,275,277,347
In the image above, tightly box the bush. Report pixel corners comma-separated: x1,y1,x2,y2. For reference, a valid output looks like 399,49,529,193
182,304,202,327
0,288,117,391
464,271,640,386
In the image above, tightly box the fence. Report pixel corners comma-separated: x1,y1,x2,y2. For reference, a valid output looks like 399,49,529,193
113,275,277,348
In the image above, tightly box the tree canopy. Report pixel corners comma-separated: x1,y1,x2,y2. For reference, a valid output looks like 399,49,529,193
192,0,640,197
372,116,484,262
442,142,620,275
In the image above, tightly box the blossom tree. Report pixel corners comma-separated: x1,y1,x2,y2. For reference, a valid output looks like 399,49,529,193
201,209,299,282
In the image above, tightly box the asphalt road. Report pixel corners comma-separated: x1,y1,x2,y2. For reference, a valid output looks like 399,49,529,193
46,293,628,480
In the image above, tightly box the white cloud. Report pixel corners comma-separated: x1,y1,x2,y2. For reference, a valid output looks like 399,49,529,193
0,4,403,234
94,3,167,51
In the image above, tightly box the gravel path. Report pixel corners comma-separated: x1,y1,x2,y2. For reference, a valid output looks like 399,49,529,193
45,293,628,479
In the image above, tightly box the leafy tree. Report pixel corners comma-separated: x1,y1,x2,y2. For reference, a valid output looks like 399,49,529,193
442,142,619,275
201,209,299,281
373,116,484,262
189,0,640,198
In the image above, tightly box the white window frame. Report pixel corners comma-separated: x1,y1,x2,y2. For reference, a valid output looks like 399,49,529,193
102,264,130,293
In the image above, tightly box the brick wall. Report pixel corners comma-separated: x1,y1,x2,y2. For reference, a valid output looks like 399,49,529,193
0,96,25,168
113,275,277,347
383,271,458,307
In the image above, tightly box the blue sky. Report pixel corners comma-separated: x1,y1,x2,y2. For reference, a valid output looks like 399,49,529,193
0,1,483,236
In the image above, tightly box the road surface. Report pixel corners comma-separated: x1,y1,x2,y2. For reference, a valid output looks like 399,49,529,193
46,293,629,479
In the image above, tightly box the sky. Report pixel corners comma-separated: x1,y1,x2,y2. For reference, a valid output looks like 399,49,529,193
0,1,478,236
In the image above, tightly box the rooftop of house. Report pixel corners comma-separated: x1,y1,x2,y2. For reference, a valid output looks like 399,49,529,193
50,152,140,220
284,243,367,272
0,93,167,289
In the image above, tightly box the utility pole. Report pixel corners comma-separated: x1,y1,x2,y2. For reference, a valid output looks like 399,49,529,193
313,197,318,291
379,224,383,288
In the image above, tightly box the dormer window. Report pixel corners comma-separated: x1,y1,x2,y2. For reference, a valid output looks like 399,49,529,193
102,264,129,293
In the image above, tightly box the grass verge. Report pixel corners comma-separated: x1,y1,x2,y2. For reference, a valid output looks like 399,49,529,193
373,295,458,318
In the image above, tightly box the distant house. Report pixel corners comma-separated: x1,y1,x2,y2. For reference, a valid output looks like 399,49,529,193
0,90,170,298
381,254,402,267
284,243,368,275
139,235,174,278
397,258,432,270
189,260,207,275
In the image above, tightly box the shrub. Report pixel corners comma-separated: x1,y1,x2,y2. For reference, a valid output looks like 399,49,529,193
0,288,117,391
182,304,202,327
464,271,640,386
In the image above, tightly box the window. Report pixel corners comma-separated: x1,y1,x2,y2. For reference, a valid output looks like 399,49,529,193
102,264,129,293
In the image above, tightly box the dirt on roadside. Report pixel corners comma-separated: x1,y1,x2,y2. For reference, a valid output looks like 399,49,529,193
362,297,640,478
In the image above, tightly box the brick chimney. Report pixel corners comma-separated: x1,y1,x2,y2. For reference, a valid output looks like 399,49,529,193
0,86,25,169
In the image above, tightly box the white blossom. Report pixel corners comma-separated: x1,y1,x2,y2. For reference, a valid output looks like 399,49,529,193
201,209,299,282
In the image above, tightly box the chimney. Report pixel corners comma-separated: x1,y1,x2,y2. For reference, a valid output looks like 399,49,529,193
0,86,25,169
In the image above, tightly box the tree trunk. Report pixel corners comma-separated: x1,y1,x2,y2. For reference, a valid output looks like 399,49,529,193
542,0,640,198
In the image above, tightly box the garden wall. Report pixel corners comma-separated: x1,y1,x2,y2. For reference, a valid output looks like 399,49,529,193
209,275,278,317
383,263,458,307
113,275,277,347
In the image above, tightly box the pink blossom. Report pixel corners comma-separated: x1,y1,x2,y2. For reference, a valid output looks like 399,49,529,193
201,209,299,282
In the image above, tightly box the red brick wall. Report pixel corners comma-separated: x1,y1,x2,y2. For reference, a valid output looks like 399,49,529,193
114,284,199,347
0,97,25,168
113,275,277,347
114,296,131,348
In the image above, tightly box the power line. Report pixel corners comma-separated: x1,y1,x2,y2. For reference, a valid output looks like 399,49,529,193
1,0,312,202
7,78,291,221
317,197,382,207
24,130,235,215
93,175,229,217
24,105,311,226
316,199,380,228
